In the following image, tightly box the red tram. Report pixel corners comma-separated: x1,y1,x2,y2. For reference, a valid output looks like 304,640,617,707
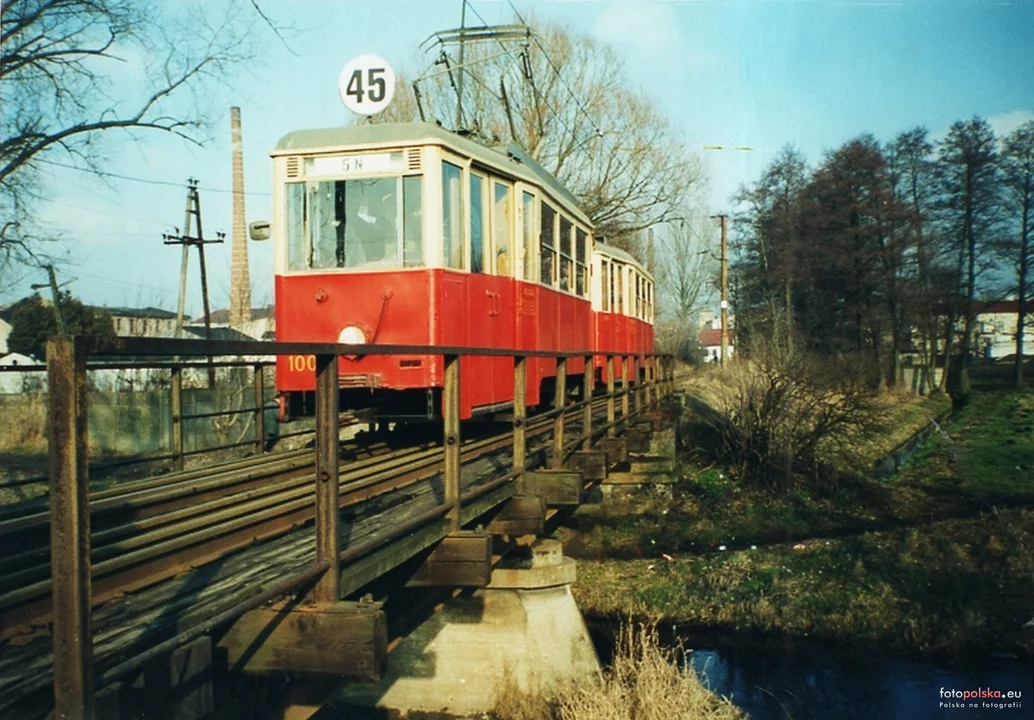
262,123,653,420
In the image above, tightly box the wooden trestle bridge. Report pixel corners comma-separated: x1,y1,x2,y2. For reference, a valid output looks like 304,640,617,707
0,336,675,720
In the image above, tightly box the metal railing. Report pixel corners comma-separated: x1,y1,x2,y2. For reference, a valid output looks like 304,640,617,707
41,335,675,719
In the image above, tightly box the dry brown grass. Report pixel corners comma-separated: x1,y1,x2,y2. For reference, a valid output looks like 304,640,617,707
492,623,745,720
0,393,47,452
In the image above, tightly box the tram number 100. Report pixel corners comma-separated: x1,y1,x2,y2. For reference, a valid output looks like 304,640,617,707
286,355,317,373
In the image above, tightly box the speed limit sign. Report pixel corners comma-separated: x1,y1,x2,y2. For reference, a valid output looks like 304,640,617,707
338,54,396,116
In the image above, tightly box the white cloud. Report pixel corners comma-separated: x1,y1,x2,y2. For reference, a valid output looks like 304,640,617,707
593,1,709,67
986,109,1034,139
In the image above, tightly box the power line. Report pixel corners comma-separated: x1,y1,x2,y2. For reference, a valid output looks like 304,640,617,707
39,159,273,197
42,198,169,228
503,0,607,143
461,1,600,170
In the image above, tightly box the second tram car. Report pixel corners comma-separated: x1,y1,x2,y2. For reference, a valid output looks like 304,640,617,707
263,122,653,420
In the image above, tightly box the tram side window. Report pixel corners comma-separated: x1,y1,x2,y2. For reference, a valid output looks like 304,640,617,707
522,191,536,281
635,274,642,317
403,176,423,267
559,215,572,292
286,183,306,271
616,263,624,313
308,178,398,269
540,203,556,287
575,229,587,297
442,162,463,269
601,261,610,311
493,183,512,276
470,172,486,274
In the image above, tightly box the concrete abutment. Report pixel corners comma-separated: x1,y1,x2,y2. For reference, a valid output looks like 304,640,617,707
335,539,601,717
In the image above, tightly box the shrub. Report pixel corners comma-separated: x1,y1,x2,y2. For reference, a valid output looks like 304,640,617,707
690,340,882,488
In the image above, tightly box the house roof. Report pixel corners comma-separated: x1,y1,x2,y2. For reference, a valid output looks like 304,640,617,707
96,306,180,320
183,326,261,342
196,307,275,324
974,300,1034,315
700,328,735,346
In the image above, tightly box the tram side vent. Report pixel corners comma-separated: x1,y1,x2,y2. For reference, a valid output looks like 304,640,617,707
286,156,300,178
406,148,422,172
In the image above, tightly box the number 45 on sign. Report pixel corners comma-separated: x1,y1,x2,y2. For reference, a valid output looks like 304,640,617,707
339,54,396,116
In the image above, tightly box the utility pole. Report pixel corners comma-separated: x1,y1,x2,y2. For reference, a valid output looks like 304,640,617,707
164,179,224,385
30,264,70,335
46,265,67,335
711,214,729,366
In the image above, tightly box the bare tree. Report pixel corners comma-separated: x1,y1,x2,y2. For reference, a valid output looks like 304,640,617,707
654,214,717,357
373,16,704,258
0,0,291,282
936,117,1003,398
1001,120,1034,388
887,127,941,394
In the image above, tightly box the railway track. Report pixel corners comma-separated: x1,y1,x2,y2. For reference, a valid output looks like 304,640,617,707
0,400,618,639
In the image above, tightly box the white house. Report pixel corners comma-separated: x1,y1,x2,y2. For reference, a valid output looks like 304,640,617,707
0,316,11,355
972,301,1034,361
0,352,43,393
700,326,735,363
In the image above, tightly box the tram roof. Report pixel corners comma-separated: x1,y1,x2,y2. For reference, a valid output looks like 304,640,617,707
595,242,652,280
274,122,589,225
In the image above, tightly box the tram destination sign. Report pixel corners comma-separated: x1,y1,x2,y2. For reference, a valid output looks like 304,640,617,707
306,153,404,178
338,54,396,116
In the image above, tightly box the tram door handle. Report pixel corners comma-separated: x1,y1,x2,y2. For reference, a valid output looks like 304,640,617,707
485,290,499,317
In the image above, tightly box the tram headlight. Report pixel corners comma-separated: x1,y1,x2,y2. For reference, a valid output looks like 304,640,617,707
338,326,367,345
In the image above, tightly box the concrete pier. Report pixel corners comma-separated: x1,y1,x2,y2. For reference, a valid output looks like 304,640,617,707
336,539,600,716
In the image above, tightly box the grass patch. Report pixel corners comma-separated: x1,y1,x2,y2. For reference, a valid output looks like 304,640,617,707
559,385,1034,660
573,510,1034,662
897,389,1034,501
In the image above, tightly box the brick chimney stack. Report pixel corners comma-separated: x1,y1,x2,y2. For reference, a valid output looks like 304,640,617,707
229,106,252,327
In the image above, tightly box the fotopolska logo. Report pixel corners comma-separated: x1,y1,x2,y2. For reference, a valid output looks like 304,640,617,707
938,686,1024,711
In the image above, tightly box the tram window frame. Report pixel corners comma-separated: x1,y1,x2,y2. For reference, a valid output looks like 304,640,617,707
286,182,306,272
601,260,610,311
469,170,488,274
521,190,537,282
540,202,557,288
615,262,624,314
635,273,642,318
493,181,513,277
285,175,422,272
442,160,464,270
575,228,587,297
402,176,423,267
559,215,573,293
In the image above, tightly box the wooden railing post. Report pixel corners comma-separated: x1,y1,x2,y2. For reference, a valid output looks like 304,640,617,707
314,353,340,604
171,365,183,471
628,355,636,413
621,355,630,428
551,356,567,469
606,355,616,438
582,354,593,450
513,355,527,494
443,354,461,530
645,356,654,407
48,336,94,720
253,364,265,455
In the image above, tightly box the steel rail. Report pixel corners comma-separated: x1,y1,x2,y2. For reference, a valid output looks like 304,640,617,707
0,398,620,636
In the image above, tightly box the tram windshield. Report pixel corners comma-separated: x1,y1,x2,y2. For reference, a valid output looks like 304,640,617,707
285,176,422,271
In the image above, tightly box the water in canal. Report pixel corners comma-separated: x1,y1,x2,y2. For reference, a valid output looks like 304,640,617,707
678,633,1032,720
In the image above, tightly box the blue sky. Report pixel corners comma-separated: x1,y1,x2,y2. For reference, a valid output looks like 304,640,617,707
16,0,1034,316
